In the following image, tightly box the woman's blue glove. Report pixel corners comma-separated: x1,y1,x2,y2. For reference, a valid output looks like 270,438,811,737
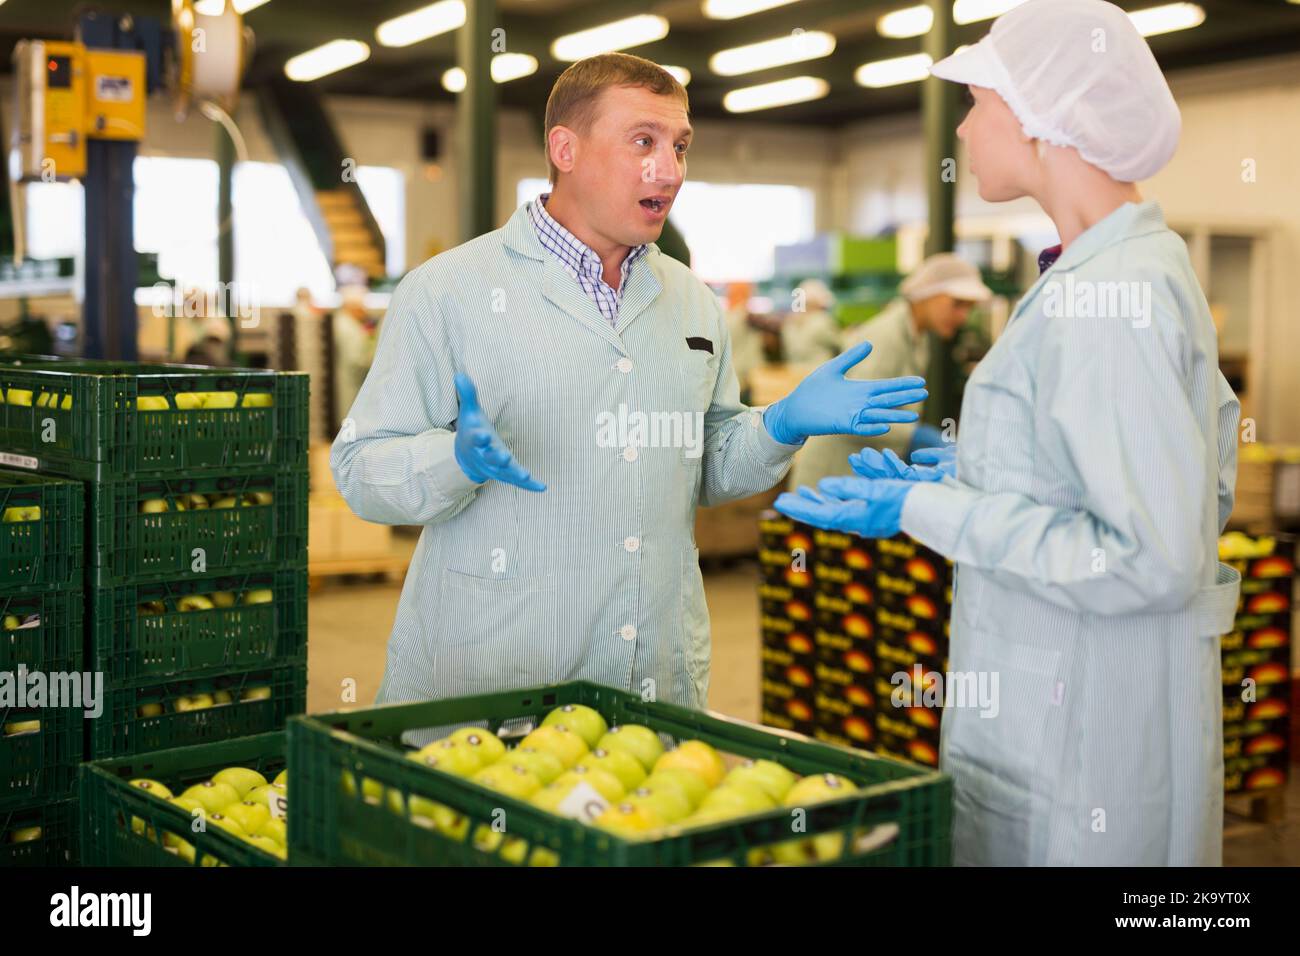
849,447,948,483
907,422,946,456
453,372,547,492
763,340,928,446
911,444,957,478
774,477,914,538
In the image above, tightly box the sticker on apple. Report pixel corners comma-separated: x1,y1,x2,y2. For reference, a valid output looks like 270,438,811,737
265,790,288,820
555,782,609,823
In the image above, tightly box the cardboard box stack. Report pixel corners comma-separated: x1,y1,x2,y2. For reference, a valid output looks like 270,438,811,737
757,513,816,736
1219,532,1295,795
758,512,953,768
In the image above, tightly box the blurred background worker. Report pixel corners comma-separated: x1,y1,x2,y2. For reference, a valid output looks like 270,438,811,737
182,315,234,367
332,284,378,429
780,278,841,366
788,253,991,488
723,281,763,404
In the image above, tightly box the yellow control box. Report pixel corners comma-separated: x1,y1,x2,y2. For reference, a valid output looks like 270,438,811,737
84,48,147,141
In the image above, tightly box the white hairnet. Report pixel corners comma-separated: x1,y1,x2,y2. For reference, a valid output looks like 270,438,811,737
899,253,992,303
931,0,1181,183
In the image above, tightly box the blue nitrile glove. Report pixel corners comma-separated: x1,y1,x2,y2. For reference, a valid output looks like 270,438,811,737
849,447,946,483
911,444,957,478
452,372,546,492
774,477,914,538
762,340,928,446
907,423,945,457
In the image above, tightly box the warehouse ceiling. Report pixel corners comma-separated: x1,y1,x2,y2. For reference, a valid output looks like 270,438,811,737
3,0,1300,125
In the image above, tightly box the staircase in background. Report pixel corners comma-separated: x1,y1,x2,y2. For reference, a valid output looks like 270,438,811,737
256,75,387,281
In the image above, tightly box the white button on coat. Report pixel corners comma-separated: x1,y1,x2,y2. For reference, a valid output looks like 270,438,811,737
623,536,640,552
615,358,633,373
623,446,639,462
620,624,637,641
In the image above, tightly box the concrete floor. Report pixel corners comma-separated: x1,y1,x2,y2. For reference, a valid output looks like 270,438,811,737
307,551,1297,866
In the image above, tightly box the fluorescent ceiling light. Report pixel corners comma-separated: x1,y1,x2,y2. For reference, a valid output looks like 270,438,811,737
441,53,540,92
703,0,801,19
710,30,836,77
377,1,466,48
855,52,933,88
551,15,670,61
661,65,691,86
284,40,371,82
723,75,828,113
878,1,1028,38
1128,2,1205,36
878,5,932,39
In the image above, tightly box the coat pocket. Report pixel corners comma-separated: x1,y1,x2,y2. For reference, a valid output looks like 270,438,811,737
434,568,558,698
680,547,711,706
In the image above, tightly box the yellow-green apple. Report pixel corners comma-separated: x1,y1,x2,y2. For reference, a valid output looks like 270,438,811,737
593,801,665,839
181,780,240,815
596,725,664,773
499,747,565,785
550,766,625,803
725,759,797,802
519,725,587,768
541,704,607,748
446,726,507,764
653,741,726,789
574,747,646,792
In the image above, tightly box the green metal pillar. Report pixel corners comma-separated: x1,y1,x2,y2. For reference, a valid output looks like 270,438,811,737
921,0,960,427
458,0,498,242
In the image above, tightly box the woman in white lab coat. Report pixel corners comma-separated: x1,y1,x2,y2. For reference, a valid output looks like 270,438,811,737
777,0,1242,865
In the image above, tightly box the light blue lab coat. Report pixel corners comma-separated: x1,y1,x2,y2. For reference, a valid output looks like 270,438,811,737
331,204,799,721
900,202,1241,866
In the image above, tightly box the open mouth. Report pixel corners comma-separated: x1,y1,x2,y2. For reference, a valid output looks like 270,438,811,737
639,196,669,213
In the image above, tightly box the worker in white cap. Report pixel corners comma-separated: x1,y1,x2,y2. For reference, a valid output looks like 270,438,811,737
780,278,842,367
777,0,1241,867
787,253,991,489
332,284,377,429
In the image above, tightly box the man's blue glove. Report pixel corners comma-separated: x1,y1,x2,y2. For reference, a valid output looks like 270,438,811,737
911,444,957,478
907,422,945,457
774,477,914,538
762,340,928,446
453,372,546,492
848,447,947,483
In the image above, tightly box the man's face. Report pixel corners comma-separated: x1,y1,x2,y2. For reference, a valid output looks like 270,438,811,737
557,84,691,249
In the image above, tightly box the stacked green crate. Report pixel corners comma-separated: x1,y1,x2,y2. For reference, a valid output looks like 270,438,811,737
0,468,84,865
0,358,310,770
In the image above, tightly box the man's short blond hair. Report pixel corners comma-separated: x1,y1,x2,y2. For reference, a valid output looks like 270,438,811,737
543,53,690,183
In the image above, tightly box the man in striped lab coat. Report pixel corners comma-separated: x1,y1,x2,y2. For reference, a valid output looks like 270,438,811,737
331,53,927,713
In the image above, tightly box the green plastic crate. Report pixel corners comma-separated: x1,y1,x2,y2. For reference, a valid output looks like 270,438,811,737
0,469,83,591
2,698,84,810
288,681,951,867
0,357,308,479
90,568,307,686
88,469,307,586
0,587,84,680
91,663,306,760
1,797,77,865
80,731,285,866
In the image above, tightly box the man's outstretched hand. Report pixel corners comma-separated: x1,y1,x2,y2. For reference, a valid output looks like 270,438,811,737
763,340,928,446
453,372,546,492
